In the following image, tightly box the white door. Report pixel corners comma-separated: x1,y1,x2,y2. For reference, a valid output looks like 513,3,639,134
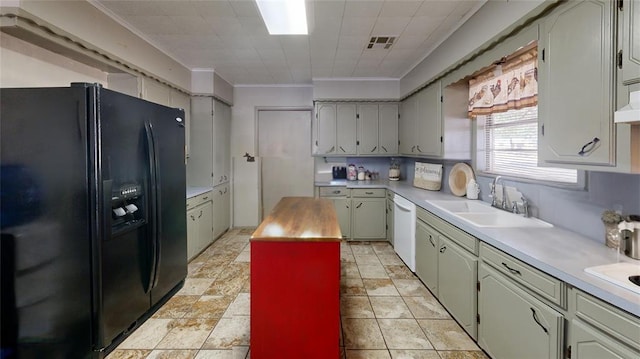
258,110,314,219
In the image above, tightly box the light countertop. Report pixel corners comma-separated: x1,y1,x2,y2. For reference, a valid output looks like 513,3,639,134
186,186,213,199
316,179,640,317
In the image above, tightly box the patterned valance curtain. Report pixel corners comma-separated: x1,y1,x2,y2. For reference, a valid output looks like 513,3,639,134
468,45,538,119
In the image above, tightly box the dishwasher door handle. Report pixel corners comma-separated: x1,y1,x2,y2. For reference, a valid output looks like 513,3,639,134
394,202,413,212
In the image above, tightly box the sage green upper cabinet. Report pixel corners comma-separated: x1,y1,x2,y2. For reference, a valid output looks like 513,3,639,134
189,97,214,186
213,100,231,185
357,103,379,155
141,78,171,106
478,263,564,359
620,0,640,85
379,103,399,155
416,83,443,157
400,95,418,155
169,90,191,159
314,103,337,155
337,103,357,155
538,0,615,166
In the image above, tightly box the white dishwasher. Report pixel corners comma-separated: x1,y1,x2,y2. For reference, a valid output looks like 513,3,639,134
393,195,416,271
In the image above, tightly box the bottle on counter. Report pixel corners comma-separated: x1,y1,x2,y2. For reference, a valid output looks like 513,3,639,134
357,166,365,181
347,164,357,181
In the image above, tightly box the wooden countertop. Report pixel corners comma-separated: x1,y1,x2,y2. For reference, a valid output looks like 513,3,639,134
251,197,342,242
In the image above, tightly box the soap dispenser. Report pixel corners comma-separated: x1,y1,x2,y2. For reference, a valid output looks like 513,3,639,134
466,179,480,200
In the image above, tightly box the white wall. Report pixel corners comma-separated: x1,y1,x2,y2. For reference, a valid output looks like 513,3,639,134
400,0,545,96
0,33,107,87
231,85,313,227
313,78,400,100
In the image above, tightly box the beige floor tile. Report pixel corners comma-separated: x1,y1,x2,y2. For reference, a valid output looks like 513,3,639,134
369,297,413,318
355,254,382,265
178,278,216,295
233,250,250,262
403,296,450,319
146,349,198,359
203,276,247,298
359,264,390,279
392,279,432,297
377,254,405,266
363,279,400,296
153,295,200,319
350,244,376,255
437,351,489,359
417,320,479,351
156,318,218,349
222,293,250,317
341,296,375,318
378,319,433,350
384,265,415,279
184,296,233,318
372,243,396,255
105,349,152,359
341,252,357,263
346,349,392,358
342,318,387,349
117,318,174,349
389,349,441,359
341,277,367,296
342,262,361,278
202,317,250,349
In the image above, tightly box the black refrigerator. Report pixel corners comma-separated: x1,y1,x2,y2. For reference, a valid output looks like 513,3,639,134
0,83,187,358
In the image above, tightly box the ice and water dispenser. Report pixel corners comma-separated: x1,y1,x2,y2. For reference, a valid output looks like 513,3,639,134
110,182,145,234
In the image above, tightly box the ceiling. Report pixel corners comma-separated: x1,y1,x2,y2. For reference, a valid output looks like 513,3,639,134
93,0,485,85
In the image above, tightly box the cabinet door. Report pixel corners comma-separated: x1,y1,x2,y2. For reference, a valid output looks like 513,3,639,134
621,0,640,85
539,0,614,166
351,198,386,240
187,207,199,261
213,100,231,185
315,103,337,155
170,90,191,159
189,97,214,187
415,219,438,295
386,198,394,244
357,104,379,155
400,96,417,155
196,201,214,254
213,184,230,239
337,103,357,155
142,78,171,106
379,103,399,155
416,83,442,157
330,197,351,239
571,319,640,359
478,263,564,359
438,236,478,339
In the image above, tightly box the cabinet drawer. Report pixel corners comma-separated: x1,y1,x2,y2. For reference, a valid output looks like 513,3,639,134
319,186,349,197
186,191,212,209
351,188,385,198
573,289,640,351
416,206,478,255
480,243,566,308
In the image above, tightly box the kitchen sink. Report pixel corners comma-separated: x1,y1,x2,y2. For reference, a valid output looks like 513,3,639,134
585,262,640,294
428,200,553,228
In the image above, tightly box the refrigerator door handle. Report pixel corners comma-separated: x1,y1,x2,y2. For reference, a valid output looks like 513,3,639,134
144,121,159,292
150,123,162,289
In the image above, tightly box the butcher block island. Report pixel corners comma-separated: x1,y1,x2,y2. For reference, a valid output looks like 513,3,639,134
250,197,342,358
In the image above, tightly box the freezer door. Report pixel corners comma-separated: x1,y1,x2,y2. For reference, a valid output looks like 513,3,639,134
0,87,93,358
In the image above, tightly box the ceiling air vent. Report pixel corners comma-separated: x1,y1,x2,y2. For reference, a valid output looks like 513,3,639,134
367,36,395,50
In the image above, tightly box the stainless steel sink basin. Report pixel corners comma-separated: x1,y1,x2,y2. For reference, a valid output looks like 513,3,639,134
585,262,640,294
428,200,553,228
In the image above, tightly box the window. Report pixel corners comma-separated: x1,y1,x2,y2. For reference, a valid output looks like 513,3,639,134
469,43,578,185
476,108,578,184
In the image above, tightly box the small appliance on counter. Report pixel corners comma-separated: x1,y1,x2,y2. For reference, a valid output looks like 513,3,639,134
331,166,346,179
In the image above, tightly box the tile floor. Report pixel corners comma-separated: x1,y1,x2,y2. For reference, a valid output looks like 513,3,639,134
106,228,489,359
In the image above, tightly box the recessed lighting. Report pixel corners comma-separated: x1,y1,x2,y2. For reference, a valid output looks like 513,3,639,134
256,0,308,35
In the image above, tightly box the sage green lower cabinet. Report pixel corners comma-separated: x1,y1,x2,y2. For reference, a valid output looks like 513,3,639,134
351,197,386,240
478,263,564,359
438,235,478,339
415,218,439,295
386,196,394,244
331,197,351,239
212,183,230,239
186,199,213,261
571,319,639,359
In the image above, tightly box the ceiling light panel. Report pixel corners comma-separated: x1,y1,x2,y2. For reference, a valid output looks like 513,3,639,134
256,0,308,35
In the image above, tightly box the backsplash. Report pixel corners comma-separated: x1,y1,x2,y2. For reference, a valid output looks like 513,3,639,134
316,157,640,244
